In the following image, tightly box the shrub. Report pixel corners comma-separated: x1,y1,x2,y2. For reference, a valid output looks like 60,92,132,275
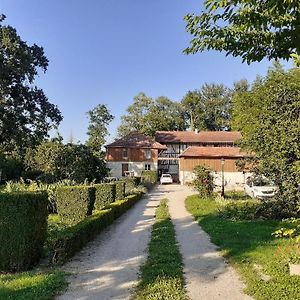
115,181,125,199
0,192,48,272
141,170,157,184
56,186,95,224
121,178,136,194
48,192,143,264
192,165,214,198
94,183,116,210
134,176,141,186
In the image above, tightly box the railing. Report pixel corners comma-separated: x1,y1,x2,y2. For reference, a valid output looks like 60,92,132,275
158,152,180,158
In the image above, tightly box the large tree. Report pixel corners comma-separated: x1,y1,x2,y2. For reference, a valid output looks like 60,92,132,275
118,92,187,137
86,104,114,156
182,83,231,131
0,15,62,153
232,66,300,205
184,0,300,65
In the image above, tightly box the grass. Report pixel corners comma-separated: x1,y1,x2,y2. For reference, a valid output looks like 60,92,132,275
185,195,300,300
0,270,66,300
133,199,188,300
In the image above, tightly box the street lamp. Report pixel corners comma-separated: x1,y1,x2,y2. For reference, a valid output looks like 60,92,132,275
221,158,225,197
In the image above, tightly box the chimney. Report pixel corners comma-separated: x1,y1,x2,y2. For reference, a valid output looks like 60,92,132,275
195,128,198,134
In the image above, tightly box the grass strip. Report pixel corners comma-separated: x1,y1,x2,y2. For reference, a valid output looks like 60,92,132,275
133,199,188,300
185,195,300,300
0,269,66,300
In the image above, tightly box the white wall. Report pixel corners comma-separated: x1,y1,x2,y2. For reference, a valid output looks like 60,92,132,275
106,161,158,178
179,170,251,191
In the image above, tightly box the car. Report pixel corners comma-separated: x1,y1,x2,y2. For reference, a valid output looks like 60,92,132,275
244,175,278,199
160,173,173,184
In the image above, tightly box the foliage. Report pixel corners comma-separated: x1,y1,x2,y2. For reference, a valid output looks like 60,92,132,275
133,199,188,300
186,195,300,299
141,170,157,185
0,153,23,182
130,184,148,195
182,83,232,131
0,269,66,300
0,15,62,153
115,181,125,200
47,193,142,265
56,186,95,224
118,92,187,137
25,141,108,183
184,0,300,65
94,183,116,210
86,104,114,157
232,66,300,207
120,178,136,195
192,165,214,197
0,192,48,272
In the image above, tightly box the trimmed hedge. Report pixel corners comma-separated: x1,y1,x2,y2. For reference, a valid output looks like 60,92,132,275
115,181,125,199
56,186,95,224
94,183,116,210
0,192,48,272
48,192,142,264
121,178,135,194
141,170,157,184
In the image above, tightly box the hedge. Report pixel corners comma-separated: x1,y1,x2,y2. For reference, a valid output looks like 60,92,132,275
48,192,143,264
56,186,95,224
121,178,136,194
115,181,125,199
94,183,116,210
141,170,157,184
0,192,48,272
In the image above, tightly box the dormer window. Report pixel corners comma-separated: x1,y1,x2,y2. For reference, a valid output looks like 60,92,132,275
144,149,151,160
122,148,128,159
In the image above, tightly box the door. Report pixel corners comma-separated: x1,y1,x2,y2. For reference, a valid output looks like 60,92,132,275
122,163,129,176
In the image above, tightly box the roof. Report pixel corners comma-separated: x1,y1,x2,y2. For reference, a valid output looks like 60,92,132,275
179,146,248,158
105,131,167,150
155,131,241,144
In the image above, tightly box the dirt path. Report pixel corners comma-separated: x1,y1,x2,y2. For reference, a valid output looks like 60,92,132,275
165,184,253,300
57,186,168,300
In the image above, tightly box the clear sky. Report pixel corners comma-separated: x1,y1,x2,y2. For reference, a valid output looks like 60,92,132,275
0,0,287,143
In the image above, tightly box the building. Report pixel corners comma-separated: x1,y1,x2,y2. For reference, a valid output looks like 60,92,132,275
105,131,167,178
155,130,242,181
179,146,251,190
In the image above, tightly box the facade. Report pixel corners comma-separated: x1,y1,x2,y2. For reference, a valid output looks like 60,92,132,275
179,146,251,190
105,132,166,178
155,130,242,181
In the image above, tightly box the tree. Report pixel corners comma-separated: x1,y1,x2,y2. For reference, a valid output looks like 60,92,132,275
0,15,62,152
118,93,187,137
182,83,231,131
184,1,300,65
232,67,300,205
86,104,114,156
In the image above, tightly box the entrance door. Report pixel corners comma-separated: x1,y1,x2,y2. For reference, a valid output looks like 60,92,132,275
122,163,129,176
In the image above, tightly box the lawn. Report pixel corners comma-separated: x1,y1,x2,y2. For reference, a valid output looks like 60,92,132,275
133,199,188,300
186,195,300,300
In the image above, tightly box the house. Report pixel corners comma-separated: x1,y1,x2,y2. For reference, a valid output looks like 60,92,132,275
105,131,167,178
155,130,242,181
179,146,251,190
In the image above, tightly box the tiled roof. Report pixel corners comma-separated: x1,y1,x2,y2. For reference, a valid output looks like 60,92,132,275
155,131,241,143
105,131,167,149
179,146,248,158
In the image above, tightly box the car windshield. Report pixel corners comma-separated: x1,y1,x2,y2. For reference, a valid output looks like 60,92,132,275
162,174,171,178
252,177,273,186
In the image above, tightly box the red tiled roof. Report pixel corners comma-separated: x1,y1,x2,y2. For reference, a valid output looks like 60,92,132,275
179,146,249,158
105,131,167,150
155,131,241,143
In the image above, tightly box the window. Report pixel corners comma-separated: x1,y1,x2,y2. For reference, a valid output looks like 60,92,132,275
122,148,128,159
144,149,151,160
144,164,151,170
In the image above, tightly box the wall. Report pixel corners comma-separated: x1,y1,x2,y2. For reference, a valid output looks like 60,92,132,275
107,161,158,178
106,148,158,162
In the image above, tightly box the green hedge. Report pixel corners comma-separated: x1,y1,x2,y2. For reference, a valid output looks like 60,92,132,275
94,183,116,210
0,192,48,272
56,186,95,224
121,178,136,194
115,181,125,199
48,192,142,264
141,170,157,184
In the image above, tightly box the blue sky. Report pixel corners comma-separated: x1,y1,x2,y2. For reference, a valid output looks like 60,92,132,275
0,0,287,143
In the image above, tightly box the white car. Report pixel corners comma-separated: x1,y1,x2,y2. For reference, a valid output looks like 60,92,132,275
160,174,173,185
244,176,278,199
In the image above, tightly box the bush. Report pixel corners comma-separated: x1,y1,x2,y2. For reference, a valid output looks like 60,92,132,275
192,165,214,198
94,183,116,210
56,186,95,224
121,178,136,194
141,170,157,184
48,192,143,264
134,176,141,186
0,192,48,272
115,181,125,199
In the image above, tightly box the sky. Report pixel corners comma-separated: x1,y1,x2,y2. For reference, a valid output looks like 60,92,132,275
0,0,289,143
